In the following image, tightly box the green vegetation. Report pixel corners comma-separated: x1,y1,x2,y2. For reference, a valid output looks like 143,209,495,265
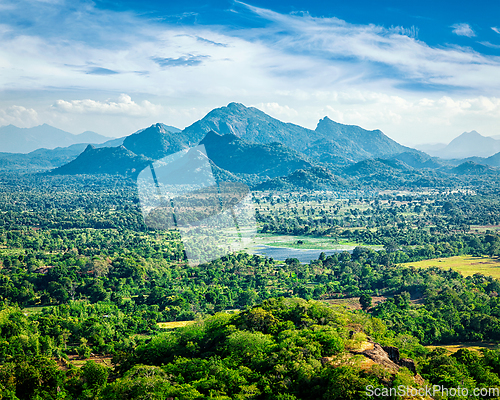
1,173,500,398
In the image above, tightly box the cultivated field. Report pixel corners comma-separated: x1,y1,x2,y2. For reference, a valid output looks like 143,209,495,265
400,255,500,280
426,342,500,353
157,321,194,329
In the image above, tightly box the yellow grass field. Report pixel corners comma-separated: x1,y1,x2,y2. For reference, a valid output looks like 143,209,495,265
426,342,500,353
399,256,500,279
157,321,194,329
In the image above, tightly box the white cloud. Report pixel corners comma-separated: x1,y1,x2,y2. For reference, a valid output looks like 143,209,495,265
480,41,500,49
0,0,498,97
51,94,163,117
252,102,299,120
1,1,500,142
451,23,475,37
492,27,500,34
0,105,39,127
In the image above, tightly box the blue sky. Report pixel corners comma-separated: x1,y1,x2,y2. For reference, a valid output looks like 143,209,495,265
1,0,500,145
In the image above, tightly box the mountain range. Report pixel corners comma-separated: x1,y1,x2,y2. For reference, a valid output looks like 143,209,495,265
181,103,417,164
3,102,500,189
0,124,116,153
0,137,126,171
49,103,421,184
415,130,500,159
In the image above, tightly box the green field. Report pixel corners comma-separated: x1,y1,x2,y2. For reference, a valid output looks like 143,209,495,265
400,255,500,279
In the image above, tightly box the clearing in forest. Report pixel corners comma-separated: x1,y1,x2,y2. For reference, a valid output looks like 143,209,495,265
426,342,500,353
400,255,500,280
157,321,194,329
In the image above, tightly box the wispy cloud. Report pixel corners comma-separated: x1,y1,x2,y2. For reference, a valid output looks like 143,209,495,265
86,67,120,75
480,41,500,50
1,0,500,141
1,0,499,95
451,23,475,37
152,55,209,68
492,27,500,34
195,36,228,47
235,4,500,92
390,25,419,39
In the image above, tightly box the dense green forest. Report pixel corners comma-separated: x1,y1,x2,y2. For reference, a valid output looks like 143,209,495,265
1,172,500,399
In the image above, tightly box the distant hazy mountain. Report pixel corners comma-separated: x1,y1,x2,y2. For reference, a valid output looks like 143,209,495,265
414,142,447,154
419,131,500,159
452,151,500,168
98,137,126,147
0,124,113,153
0,135,128,171
0,144,89,171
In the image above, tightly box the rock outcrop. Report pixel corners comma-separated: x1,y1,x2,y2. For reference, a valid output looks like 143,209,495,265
351,341,417,375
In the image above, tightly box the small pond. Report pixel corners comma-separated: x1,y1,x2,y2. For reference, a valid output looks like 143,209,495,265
252,245,354,263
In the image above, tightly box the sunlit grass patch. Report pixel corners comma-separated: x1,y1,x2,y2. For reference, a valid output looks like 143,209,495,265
399,255,500,280
157,321,194,329
426,342,500,353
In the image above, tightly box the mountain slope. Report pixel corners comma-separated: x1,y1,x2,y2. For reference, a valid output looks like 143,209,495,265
50,145,151,176
452,161,498,175
182,103,417,165
182,102,318,152
343,158,410,176
200,130,313,178
388,152,443,169
122,123,190,160
254,167,348,191
0,124,112,153
305,117,417,163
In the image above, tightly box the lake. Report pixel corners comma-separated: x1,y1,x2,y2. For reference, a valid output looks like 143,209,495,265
252,245,353,263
